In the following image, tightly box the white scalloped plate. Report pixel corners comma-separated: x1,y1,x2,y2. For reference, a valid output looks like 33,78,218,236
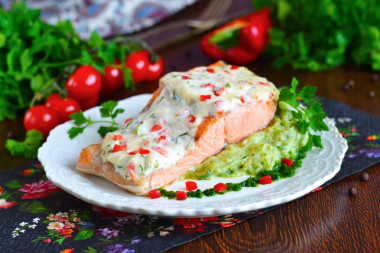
38,94,348,217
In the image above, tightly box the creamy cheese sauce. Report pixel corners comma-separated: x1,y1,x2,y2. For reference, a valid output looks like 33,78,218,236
100,64,279,180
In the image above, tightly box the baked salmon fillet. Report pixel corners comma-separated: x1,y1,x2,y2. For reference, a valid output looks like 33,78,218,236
77,62,279,195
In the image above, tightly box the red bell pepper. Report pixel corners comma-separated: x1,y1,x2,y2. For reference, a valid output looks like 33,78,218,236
200,8,272,65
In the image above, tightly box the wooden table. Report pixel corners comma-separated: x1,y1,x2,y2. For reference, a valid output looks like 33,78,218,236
1,1,379,252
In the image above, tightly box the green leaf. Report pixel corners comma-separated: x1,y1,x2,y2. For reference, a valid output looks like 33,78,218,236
68,127,85,139
91,62,105,75
99,100,117,118
30,75,44,92
70,111,88,126
112,108,125,119
5,179,23,189
290,77,298,91
5,130,43,159
20,49,32,73
74,229,94,241
298,86,317,104
87,31,104,48
122,67,135,91
80,50,92,65
18,200,47,214
311,134,323,148
83,247,97,253
0,33,5,48
98,126,118,138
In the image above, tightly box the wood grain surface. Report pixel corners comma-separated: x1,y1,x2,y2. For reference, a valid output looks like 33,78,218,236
0,0,379,252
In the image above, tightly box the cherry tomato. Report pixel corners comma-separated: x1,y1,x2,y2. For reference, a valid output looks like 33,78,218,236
101,61,124,96
66,66,102,101
45,93,81,123
78,94,99,110
24,105,60,139
125,50,149,83
144,52,164,82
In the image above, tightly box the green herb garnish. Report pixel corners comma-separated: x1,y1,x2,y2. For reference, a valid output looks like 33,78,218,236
5,130,43,158
0,2,145,122
279,78,329,151
68,100,124,139
253,0,380,71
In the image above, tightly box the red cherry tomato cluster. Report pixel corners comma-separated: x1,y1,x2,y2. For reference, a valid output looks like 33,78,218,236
24,93,81,139
23,49,164,138
126,50,164,84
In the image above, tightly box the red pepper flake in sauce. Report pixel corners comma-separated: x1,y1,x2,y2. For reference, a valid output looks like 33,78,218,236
223,70,232,75
258,81,269,86
201,82,214,88
138,148,150,155
148,189,161,199
128,151,137,155
269,92,274,100
182,76,191,80
240,96,246,103
112,134,123,141
128,163,138,180
200,95,212,101
231,65,239,70
213,87,226,96
188,115,196,123
150,124,162,132
124,118,133,124
152,146,168,157
206,68,215,73
158,135,168,145
112,144,126,153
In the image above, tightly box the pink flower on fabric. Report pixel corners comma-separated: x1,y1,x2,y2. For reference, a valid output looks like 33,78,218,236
0,199,16,209
19,180,59,199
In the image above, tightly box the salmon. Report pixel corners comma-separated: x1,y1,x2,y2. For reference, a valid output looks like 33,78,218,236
77,62,278,195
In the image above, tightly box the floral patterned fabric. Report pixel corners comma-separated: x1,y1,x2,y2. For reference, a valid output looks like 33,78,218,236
0,98,379,253
1,0,198,39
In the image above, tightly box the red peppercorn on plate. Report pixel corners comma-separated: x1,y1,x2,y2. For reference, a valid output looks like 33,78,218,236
38,94,347,217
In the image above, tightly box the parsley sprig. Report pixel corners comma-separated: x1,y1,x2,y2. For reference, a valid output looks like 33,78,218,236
5,130,43,159
279,78,329,151
68,100,125,139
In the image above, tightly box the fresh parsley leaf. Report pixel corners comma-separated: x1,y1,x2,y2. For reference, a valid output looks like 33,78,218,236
112,108,125,119
70,111,88,126
253,0,380,71
279,77,329,150
122,67,135,91
100,100,118,118
68,100,124,139
5,130,43,158
68,127,85,139
98,126,118,138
